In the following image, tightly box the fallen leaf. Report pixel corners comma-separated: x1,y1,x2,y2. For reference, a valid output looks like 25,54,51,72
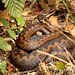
49,16,58,26
55,0,62,9
7,63,13,72
39,1,50,11
0,10,9,20
39,62,52,75
65,24,75,37
34,4,41,12
22,7,32,16
71,29,75,37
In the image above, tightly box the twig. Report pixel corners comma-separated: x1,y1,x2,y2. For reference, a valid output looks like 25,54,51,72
3,37,15,44
29,0,37,8
57,46,73,65
64,47,75,64
0,29,6,35
46,11,55,18
37,50,75,68
66,14,70,32
47,19,75,43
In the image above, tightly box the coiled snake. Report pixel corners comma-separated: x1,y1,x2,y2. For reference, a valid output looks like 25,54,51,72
10,15,75,71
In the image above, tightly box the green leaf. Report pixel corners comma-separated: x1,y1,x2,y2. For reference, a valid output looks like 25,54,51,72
11,25,16,29
0,61,6,73
0,61,6,68
55,61,66,71
7,29,16,40
1,17,9,28
16,15,25,26
0,37,3,42
17,26,23,32
3,42,11,51
0,37,12,51
2,0,26,18
3,38,11,41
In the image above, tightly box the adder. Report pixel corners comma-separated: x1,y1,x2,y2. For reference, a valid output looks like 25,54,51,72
10,15,75,71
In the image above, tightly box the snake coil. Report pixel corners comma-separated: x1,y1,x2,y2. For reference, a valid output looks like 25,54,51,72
10,15,75,71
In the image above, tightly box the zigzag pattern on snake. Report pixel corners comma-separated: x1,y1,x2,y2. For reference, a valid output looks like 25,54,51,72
10,15,75,71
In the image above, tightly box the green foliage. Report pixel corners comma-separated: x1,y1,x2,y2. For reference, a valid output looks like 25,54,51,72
0,17,18,51
1,17,17,40
2,0,26,18
11,25,23,32
1,17,9,28
0,37,12,51
0,17,23,51
16,15,25,26
55,61,66,71
17,26,23,32
7,29,16,40
63,0,75,24
11,25,16,29
0,61,6,73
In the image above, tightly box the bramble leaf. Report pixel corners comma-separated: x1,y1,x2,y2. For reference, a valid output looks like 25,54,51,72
0,61,6,73
0,37,12,51
55,61,66,71
16,15,25,26
7,29,16,40
1,17,9,28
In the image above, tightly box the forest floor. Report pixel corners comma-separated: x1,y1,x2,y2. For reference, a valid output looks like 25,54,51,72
0,0,75,75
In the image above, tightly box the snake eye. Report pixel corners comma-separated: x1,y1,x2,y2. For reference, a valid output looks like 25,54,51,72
36,31,42,35
36,30,46,35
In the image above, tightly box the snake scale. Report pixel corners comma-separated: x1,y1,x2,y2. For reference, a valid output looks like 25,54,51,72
10,15,75,71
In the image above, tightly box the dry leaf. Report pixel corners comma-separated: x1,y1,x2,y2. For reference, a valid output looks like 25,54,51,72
7,63,13,72
0,10,9,20
39,1,50,11
34,4,41,12
49,16,58,26
71,29,75,37
22,7,32,16
55,0,62,9
65,24,75,37
39,62,52,75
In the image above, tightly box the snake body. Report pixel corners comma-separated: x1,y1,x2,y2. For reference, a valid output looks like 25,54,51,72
10,16,75,71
